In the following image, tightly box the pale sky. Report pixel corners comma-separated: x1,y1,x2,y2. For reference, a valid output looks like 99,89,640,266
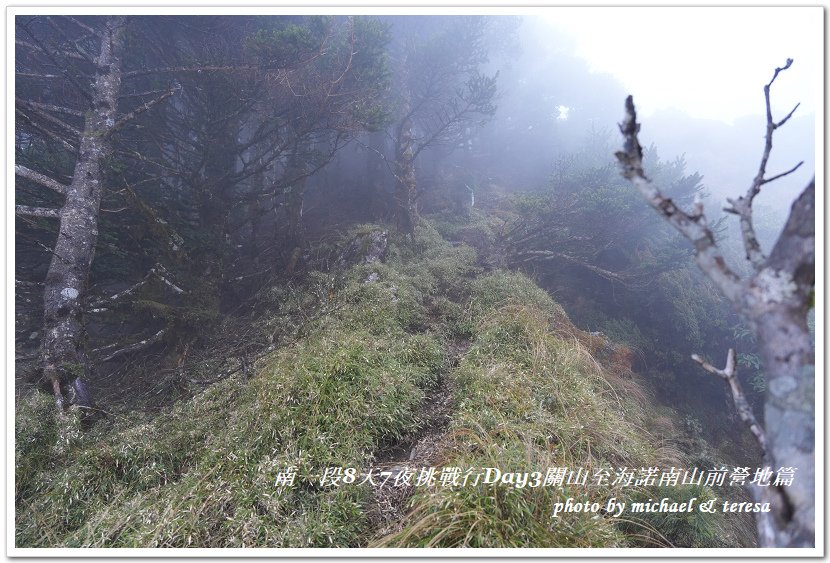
542,7,822,124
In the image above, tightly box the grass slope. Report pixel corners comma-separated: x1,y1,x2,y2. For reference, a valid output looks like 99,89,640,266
15,221,723,548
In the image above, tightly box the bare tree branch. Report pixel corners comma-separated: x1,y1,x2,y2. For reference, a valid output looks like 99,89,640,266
16,98,82,137
761,161,804,186
16,99,84,117
776,102,800,129
15,205,60,219
88,273,153,309
617,61,815,548
692,349,767,452
109,86,180,136
122,65,257,79
15,72,62,80
615,96,745,304
46,16,95,63
724,59,800,270
59,15,100,38
15,165,68,195
18,21,94,101
15,39,87,61
94,330,166,362
152,264,187,294
516,250,648,287
88,263,188,311
16,109,78,152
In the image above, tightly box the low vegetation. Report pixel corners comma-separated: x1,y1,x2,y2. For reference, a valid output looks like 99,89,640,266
16,221,730,548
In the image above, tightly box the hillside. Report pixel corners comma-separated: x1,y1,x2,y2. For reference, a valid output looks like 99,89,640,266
15,221,750,548
15,14,815,550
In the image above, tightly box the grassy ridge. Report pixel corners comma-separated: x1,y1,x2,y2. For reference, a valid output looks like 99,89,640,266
378,272,666,547
15,222,722,548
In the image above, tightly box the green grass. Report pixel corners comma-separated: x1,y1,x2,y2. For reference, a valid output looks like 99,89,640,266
15,220,723,548
376,297,664,547
15,223,457,547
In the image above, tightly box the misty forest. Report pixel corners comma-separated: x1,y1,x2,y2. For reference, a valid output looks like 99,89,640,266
14,15,816,549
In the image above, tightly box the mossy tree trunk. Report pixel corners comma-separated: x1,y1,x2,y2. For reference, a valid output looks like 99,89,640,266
394,115,417,234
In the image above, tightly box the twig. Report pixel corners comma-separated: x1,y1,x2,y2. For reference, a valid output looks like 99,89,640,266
16,110,78,152
88,263,188,309
95,329,166,362
152,264,187,294
725,59,799,270
691,349,767,453
109,85,179,136
14,164,66,194
17,98,82,136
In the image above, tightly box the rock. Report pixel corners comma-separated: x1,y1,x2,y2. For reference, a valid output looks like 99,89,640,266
339,229,389,267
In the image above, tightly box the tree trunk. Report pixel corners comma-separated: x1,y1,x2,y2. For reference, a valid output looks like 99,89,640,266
248,168,265,261
394,116,417,234
755,309,814,547
617,94,815,547
364,130,387,220
750,180,815,547
284,145,308,247
41,16,126,410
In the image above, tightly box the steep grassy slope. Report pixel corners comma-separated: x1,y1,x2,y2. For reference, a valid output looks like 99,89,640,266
15,222,725,548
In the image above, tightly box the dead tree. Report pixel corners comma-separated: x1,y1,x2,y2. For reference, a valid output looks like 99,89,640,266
18,16,128,411
16,16,181,412
616,60,814,548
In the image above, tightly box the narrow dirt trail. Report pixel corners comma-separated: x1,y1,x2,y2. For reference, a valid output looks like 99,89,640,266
364,338,470,539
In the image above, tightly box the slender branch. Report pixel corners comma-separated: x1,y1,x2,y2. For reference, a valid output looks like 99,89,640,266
122,65,257,79
109,86,179,136
16,109,78,152
15,205,60,218
14,72,62,79
726,59,798,270
46,16,95,64
89,273,153,308
692,349,767,453
776,102,800,129
761,161,803,186
15,165,68,195
59,15,100,38
15,229,71,263
15,39,87,61
615,96,745,305
516,250,643,286
119,87,175,100
88,263,187,309
152,264,187,294
352,137,404,184
18,23,94,101
95,329,166,362
16,98,82,136
16,99,84,117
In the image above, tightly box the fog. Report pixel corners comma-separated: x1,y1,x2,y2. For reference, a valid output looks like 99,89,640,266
304,10,818,442
481,12,818,219
14,11,819,549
